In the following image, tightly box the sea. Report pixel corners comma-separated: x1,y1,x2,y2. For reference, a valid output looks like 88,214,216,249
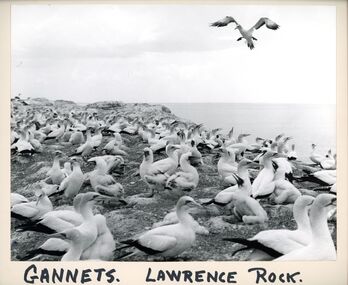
163,103,336,162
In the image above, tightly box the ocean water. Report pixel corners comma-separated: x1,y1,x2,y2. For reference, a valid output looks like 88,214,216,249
163,103,336,161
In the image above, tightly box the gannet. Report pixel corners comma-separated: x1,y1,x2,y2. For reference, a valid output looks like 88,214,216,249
44,120,66,141
287,144,298,160
91,127,103,149
320,153,336,170
58,157,85,198
16,194,84,234
217,147,237,182
69,130,85,145
117,196,201,259
165,151,199,191
46,151,65,185
298,169,336,186
11,129,35,155
50,192,101,261
228,182,268,224
309,144,325,164
11,189,53,221
11,193,29,207
224,195,315,260
20,237,70,261
72,128,93,157
211,16,279,49
269,160,301,204
142,145,180,196
251,150,279,198
203,159,257,206
88,157,124,199
275,194,336,261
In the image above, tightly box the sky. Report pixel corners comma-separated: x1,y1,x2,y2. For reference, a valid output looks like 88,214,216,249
11,4,336,104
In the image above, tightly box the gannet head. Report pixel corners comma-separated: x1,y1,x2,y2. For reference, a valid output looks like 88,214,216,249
294,195,315,209
314,193,337,209
176,196,202,210
238,158,258,170
143,147,152,160
54,150,65,159
230,172,244,187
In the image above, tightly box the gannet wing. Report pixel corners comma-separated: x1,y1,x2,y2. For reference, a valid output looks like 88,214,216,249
12,204,40,219
252,17,279,31
210,16,238,27
138,234,177,253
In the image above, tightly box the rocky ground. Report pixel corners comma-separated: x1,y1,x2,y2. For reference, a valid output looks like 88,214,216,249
10,100,337,261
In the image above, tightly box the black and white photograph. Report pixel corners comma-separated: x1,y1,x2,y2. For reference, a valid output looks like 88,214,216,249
10,4,338,262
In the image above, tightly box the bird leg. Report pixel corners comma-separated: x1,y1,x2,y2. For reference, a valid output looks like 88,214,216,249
236,37,243,41
252,37,258,41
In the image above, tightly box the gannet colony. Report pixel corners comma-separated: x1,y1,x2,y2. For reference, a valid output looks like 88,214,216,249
10,97,337,261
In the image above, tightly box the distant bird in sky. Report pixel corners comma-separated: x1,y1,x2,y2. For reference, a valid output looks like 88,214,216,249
210,16,280,50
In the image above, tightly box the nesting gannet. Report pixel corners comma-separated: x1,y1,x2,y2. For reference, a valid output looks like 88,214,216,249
287,144,298,160
203,159,257,206
91,127,103,149
117,196,201,259
275,194,337,261
211,16,279,49
228,181,268,224
251,150,279,198
309,144,325,164
88,157,124,199
268,161,301,204
11,188,53,221
224,195,315,260
46,151,66,185
320,153,336,170
71,128,93,157
69,130,85,145
11,193,29,207
16,194,84,234
44,120,66,141
187,139,203,166
20,237,70,261
165,152,199,191
50,192,101,261
80,214,116,261
11,129,35,155
217,147,238,182
142,145,180,196
298,169,336,186
58,157,85,199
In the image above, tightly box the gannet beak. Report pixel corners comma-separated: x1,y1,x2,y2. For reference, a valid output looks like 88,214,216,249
193,200,203,208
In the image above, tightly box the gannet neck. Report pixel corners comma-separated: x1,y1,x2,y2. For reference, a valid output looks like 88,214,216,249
310,206,333,243
176,206,192,226
73,163,82,174
262,157,272,168
293,204,311,234
80,201,95,220
53,157,60,168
